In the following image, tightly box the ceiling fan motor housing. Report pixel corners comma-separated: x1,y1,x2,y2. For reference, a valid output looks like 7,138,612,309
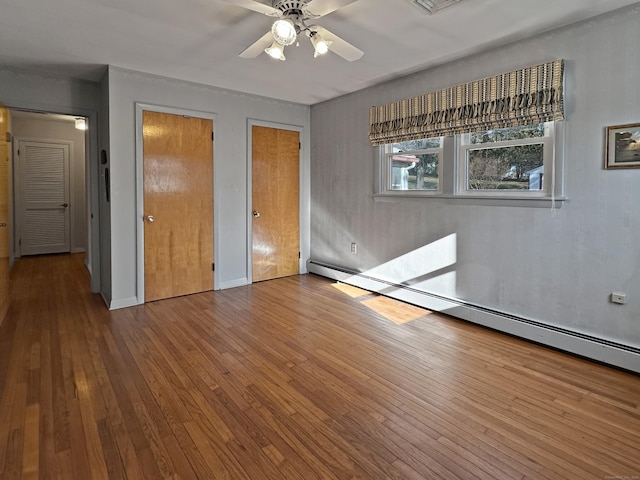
273,0,308,16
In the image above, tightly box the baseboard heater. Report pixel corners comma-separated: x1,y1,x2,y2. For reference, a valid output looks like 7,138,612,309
308,260,640,374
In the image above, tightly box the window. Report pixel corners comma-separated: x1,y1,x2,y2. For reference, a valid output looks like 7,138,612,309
381,137,442,194
375,122,562,204
457,123,554,196
369,60,564,203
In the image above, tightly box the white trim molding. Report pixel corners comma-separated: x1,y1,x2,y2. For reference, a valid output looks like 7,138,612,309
219,277,249,290
109,296,139,310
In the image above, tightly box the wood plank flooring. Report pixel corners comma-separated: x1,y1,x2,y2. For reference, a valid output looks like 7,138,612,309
1,253,639,479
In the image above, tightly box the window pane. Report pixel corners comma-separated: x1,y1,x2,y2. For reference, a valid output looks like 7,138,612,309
469,124,545,144
391,138,441,151
467,144,544,190
391,153,439,190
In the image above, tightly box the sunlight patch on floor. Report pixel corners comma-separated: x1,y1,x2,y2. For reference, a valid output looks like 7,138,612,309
361,296,432,324
332,282,371,298
333,282,432,324
328,234,457,324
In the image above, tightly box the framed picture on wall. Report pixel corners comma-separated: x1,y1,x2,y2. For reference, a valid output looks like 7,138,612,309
605,122,640,169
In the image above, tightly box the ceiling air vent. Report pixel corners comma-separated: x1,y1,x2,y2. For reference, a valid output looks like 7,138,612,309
409,0,462,14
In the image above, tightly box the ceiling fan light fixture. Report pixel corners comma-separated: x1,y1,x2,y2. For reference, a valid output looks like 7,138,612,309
310,32,332,58
230,0,363,63
265,40,286,60
271,19,297,46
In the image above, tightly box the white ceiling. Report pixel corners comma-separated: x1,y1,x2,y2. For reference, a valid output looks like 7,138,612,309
0,0,638,105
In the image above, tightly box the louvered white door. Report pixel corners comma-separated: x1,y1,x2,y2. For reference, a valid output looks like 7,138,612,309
18,140,70,255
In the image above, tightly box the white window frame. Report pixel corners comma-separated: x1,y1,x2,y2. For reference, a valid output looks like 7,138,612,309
377,139,443,196
373,122,564,206
456,122,555,198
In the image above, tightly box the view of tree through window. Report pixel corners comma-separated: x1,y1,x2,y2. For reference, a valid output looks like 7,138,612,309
469,124,545,144
379,123,556,198
465,124,546,191
467,144,544,190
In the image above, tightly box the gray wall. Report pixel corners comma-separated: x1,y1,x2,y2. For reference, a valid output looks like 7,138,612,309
310,5,640,349
11,115,87,254
98,70,111,303
0,69,99,114
105,67,311,308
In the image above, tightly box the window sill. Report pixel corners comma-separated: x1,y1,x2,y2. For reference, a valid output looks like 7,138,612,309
372,194,568,208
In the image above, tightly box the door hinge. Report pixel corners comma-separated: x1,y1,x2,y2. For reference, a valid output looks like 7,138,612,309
298,142,301,150
5,132,11,143
19,238,21,246
298,251,301,259
212,262,215,271
212,132,214,141
17,149,20,156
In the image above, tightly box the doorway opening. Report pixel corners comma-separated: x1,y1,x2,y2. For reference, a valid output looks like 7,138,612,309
9,109,91,277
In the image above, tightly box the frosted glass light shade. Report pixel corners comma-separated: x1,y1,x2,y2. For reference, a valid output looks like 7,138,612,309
265,41,286,60
271,19,296,46
311,33,332,57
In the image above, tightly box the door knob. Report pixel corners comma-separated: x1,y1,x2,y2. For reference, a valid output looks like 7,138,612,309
253,211,260,218
60,203,68,208
145,215,155,223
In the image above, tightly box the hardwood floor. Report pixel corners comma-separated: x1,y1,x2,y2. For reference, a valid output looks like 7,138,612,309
1,253,639,479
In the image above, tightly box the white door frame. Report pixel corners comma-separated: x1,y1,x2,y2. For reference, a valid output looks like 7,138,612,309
134,103,218,304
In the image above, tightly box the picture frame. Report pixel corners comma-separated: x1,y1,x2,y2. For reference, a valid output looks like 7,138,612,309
605,122,640,169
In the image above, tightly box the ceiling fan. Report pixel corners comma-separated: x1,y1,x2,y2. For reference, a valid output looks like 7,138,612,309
221,0,364,62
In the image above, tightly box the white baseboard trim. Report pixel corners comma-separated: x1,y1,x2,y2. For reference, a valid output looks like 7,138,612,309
308,260,640,374
109,296,140,310
219,278,249,290
100,291,111,308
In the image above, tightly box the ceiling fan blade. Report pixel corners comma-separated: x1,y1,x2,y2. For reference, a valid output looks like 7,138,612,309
314,26,363,62
219,0,281,16
239,31,274,58
303,0,358,18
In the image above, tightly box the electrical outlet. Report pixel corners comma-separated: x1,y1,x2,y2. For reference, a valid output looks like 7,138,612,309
611,292,626,305
350,242,357,254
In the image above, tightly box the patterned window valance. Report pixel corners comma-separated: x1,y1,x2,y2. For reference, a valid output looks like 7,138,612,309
368,59,564,145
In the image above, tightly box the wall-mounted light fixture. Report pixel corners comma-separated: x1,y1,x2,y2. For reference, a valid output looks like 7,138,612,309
75,118,87,130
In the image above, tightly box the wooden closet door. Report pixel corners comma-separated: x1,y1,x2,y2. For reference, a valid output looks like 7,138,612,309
251,125,300,282
143,111,214,301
